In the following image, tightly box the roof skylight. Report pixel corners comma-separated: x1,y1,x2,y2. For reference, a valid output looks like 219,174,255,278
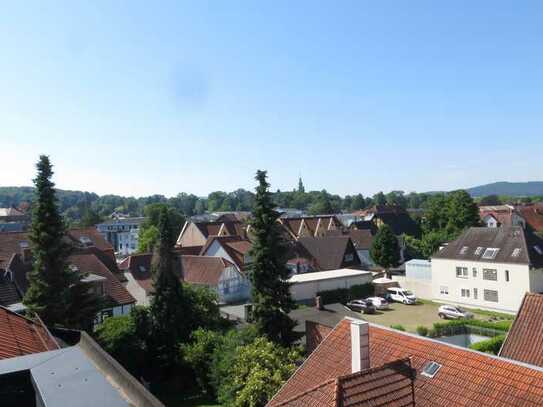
474,247,484,255
535,246,543,255
482,248,500,260
459,246,469,255
421,361,442,378
512,248,521,258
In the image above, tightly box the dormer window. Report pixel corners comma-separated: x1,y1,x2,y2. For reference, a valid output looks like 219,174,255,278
482,248,500,260
79,236,93,247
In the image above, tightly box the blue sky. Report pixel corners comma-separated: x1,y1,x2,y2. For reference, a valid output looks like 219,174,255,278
1,1,542,197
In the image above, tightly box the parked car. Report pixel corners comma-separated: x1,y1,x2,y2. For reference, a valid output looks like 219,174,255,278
386,287,417,305
346,299,376,314
438,305,474,320
365,296,390,310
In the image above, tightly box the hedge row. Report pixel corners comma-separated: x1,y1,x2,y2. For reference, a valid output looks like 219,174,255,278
469,335,506,355
432,319,512,338
316,283,374,305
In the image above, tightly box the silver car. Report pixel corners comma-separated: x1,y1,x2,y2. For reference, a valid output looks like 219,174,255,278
438,305,474,320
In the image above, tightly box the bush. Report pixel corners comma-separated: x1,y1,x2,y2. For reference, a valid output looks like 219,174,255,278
416,326,429,336
432,319,511,337
390,324,405,331
469,335,506,355
316,283,375,305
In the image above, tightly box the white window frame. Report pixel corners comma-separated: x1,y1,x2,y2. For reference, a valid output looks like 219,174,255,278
456,267,468,279
483,268,498,281
461,288,470,298
482,248,500,260
440,286,449,295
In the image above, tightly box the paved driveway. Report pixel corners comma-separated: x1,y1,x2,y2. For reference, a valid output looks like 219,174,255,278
289,301,450,335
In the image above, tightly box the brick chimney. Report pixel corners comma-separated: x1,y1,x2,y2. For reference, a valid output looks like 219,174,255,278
350,319,370,373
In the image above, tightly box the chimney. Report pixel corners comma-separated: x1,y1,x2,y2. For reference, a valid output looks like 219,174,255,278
350,319,370,373
19,241,31,264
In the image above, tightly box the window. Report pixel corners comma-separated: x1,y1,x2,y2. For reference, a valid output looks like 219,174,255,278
461,288,470,298
475,247,484,256
482,248,500,259
456,267,468,279
472,267,477,278
484,289,499,303
459,246,469,255
505,270,510,282
512,248,521,258
473,288,478,300
344,253,354,262
483,269,497,281
421,361,442,378
440,286,448,295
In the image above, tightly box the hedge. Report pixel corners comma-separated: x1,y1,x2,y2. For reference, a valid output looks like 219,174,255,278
469,335,506,355
432,319,512,338
316,283,374,305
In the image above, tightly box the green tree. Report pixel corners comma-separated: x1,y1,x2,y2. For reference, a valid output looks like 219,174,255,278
218,337,301,407
370,224,400,278
95,314,145,376
350,193,365,211
479,194,501,206
446,190,480,234
80,207,102,227
137,225,159,253
307,191,334,215
148,207,188,373
24,156,99,328
249,170,297,346
373,191,386,206
137,203,185,252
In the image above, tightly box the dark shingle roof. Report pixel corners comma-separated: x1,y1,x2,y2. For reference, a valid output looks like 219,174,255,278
432,226,543,267
297,236,360,271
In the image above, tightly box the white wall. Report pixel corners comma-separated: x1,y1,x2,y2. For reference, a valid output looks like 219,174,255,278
431,258,530,313
290,274,373,302
123,272,150,306
204,241,237,269
392,275,433,300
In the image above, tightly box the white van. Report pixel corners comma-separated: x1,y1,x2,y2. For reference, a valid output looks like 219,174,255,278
386,287,417,305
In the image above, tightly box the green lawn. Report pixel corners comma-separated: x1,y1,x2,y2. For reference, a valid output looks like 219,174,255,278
357,300,512,333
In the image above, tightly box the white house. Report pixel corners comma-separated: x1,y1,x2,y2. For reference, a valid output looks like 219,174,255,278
431,226,543,313
96,217,145,256
120,253,250,304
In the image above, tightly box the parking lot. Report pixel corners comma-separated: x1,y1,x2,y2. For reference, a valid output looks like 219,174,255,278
290,300,492,334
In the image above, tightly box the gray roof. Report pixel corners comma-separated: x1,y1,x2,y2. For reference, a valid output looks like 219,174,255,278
0,346,131,406
432,226,543,268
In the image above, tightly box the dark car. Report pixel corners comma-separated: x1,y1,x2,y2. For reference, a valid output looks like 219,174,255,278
345,299,376,314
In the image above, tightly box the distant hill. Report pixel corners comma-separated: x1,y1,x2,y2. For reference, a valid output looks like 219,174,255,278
466,182,543,197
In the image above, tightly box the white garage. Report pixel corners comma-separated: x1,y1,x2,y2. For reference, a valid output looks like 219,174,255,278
288,268,373,302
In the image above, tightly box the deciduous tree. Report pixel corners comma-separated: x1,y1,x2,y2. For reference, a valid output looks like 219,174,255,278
370,224,400,278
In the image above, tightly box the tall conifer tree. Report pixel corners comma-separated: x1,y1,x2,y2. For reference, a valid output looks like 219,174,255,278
24,156,71,324
149,207,187,371
24,156,100,329
249,170,297,346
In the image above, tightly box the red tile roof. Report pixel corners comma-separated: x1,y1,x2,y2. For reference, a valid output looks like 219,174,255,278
69,253,135,306
273,358,415,407
67,227,115,254
0,306,59,360
518,203,543,233
500,293,543,367
124,253,234,293
200,236,252,270
270,318,543,407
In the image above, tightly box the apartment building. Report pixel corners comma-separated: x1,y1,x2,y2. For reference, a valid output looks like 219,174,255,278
431,226,543,313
